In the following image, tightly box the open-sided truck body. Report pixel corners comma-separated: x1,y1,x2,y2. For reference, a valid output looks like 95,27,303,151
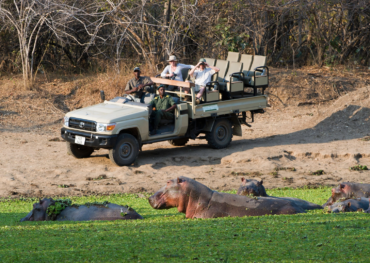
61,78,268,166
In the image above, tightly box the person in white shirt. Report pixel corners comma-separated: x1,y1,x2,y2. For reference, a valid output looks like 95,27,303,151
160,55,194,90
188,58,220,104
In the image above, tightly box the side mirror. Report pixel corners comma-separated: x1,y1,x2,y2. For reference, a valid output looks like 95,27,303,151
100,90,105,102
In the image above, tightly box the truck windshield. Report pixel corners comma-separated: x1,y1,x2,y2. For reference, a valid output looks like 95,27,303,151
109,97,131,104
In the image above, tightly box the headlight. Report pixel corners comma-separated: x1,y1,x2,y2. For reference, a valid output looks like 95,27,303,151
64,116,69,127
96,123,116,132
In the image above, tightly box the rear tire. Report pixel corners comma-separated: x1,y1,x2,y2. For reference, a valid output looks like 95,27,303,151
66,142,94,158
206,119,233,149
109,133,139,166
168,138,189,146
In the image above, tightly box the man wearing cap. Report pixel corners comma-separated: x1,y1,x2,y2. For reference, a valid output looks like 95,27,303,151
125,67,154,103
148,85,176,135
188,58,220,104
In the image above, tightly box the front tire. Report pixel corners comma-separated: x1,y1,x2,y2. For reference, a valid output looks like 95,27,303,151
206,119,233,149
66,142,94,158
109,133,139,166
168,138,189,146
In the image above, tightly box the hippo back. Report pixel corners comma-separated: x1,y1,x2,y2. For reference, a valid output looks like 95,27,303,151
273,197,323,211
56,203,143,221
196,192,308,218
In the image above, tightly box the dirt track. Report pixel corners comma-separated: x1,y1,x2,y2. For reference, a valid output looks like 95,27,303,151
1,83,370,198
1,67,370,198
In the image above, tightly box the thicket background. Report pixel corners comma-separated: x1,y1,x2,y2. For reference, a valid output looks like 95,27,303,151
1,0,369,86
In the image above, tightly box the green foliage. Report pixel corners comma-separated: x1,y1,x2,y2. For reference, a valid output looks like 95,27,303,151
46,199,72,220
350,165,368,171
0,189,369,262
214,19,249,52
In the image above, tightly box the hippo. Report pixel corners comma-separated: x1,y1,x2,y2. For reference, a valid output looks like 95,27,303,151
20,198,143,222
323,182,370,207
148,177,322,219
237,178,268,196
327,197,370,213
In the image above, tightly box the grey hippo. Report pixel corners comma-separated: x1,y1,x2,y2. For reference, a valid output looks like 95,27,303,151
20,198,143,222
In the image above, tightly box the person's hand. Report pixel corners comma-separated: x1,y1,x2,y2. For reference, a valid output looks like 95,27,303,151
196,62,202,68
205,62,209,67
161,110,166,113
137,84,144,90
168,73,174,78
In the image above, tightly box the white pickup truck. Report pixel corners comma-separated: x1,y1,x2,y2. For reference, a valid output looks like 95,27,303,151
61,77,268,166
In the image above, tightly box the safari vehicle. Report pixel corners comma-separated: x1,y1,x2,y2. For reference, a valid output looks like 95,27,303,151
61,56,269,166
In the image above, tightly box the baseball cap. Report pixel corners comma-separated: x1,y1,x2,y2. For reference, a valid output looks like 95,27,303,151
133,67,140,72
198,58,206,63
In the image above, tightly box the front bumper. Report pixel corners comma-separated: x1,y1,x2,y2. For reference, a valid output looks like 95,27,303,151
61,128,118,148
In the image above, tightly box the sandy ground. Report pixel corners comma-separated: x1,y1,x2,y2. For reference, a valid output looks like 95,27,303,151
1,80,370,198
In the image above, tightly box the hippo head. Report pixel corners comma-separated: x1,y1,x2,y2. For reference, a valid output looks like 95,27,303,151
328,200,352,213
20,198,55,222
331,183,351,202
148,176,212,216
237,178,267,196
148,177,186,210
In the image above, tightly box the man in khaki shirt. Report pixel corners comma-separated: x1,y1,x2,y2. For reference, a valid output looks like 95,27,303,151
125,67,154,103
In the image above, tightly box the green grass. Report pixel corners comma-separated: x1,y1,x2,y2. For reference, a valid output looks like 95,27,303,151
1,187,369,262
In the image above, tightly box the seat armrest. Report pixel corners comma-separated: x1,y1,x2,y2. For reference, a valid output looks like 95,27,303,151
253,66,269,75
230,72,245,81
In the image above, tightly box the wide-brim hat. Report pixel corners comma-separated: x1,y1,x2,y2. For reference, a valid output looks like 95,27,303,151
133,67,140,72
198,58,206,63
167,55,178,62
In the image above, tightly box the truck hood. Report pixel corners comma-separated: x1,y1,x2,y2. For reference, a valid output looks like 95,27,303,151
65,101,148,123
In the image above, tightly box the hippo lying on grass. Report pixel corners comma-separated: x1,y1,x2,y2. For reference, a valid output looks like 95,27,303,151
327,198,370,213
237,178,268,196
20,198,143,222
148,177,322,219
323,182,370,207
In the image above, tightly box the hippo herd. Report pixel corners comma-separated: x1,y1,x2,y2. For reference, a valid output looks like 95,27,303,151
21,177,370,222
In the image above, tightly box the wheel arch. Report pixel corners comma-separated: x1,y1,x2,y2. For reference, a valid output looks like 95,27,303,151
118,127,142,145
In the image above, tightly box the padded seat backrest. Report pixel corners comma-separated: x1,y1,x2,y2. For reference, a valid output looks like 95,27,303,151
226,52,240,62
181,68,190,81
225,62,243,82
214,60,229,82
249,55,266,72
205,58,216,66
240,54,253,74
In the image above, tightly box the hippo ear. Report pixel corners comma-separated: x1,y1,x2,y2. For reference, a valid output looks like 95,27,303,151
258,180,263,186
177,177,183,184
241,177,245,182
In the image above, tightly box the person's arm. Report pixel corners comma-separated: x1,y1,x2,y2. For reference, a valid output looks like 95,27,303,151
206,63,220,73
163,97,176,112
125,81,138,94
138,77,154,90
189,62,202,77
178,63,195,70
160,65,173,78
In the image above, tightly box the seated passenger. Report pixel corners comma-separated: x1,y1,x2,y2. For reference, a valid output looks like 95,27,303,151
160,55,194,90
188,58,220,105
149,85,177,135
125,67,154,103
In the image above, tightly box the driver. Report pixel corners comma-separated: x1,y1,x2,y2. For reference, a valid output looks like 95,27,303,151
148,85,176,135
125,67,154,103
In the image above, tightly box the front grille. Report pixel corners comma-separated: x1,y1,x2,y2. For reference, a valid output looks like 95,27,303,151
69,118,96,131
